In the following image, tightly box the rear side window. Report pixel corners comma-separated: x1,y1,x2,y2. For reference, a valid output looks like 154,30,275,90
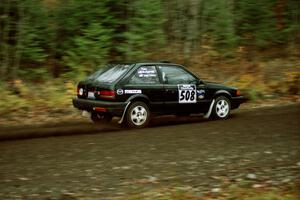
88,64,131,83
128,66,160,84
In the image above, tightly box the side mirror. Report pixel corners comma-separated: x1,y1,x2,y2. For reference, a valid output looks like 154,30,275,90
197,79,204,85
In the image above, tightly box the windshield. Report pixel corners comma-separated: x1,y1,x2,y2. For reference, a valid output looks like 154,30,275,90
87,64,131,83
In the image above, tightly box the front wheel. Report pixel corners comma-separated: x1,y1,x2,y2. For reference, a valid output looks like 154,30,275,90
125,101,150,128
211,96,231,119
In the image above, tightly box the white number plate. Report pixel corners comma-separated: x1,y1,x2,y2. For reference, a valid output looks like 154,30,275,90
178,84,196,103
88,91,95,99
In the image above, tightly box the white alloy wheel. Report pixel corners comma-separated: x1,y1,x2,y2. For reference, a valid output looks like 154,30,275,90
126,101,150,128
211,96,231,119
130,105,148,126
216,99,229,118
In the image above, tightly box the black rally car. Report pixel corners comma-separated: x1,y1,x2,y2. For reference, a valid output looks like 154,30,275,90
72,62,247,128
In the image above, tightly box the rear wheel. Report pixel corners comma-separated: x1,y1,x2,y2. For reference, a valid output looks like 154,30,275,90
91,112,112,124
211,96,231,119
126,101,150,128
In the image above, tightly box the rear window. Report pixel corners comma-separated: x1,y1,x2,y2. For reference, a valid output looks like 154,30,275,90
87,64,131,83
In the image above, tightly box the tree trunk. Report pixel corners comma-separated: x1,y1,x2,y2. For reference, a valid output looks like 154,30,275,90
184,0,200,65
274,0,287,30
1,0,11,79
12,1,25,79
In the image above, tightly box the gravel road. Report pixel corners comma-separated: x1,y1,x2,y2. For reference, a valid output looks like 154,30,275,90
0,103,300,199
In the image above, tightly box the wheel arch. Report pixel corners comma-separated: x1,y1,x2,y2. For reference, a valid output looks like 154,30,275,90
213,90,232,100
126,94,150,105
118,94,150,124
208,91,232,119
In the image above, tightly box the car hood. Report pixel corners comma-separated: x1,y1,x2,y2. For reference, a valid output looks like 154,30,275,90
204,81,236,90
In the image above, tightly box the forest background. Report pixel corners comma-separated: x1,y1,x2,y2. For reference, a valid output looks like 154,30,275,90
0,0,299,125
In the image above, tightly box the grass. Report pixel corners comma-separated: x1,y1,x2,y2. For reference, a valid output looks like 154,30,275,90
110,183,300,200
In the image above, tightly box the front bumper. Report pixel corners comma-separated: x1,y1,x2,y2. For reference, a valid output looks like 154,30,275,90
72,98,126,116
231,96,248,109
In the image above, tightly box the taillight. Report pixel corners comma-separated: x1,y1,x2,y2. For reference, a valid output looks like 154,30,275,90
77,87,84,96
94,107,107,112
236,89,241,96
95,90,115,99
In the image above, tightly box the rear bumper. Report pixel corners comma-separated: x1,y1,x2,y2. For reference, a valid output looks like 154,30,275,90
72,98,126,116
231,96,248,109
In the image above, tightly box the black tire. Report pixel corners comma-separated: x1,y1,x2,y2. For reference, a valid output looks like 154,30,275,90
211,96,231,119
91,112,112,124
125,101,150,128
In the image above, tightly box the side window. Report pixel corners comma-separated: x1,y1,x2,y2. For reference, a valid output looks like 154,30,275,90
128,66,160,84
159,65,196,84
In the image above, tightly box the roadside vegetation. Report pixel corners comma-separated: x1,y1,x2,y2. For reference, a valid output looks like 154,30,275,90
117,187,300,200
121,187,300,200
0,0,299,125
57,183,300,200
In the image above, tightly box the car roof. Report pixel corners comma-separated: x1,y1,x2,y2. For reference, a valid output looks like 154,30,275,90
108,61,181,67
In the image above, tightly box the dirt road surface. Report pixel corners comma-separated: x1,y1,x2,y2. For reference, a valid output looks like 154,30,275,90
0,103,300,199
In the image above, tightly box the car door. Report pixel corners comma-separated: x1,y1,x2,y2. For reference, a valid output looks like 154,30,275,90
157,65,205,114
123,65,164,112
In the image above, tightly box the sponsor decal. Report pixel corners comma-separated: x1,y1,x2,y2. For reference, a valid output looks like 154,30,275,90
137,66,157,78
197,89,205,99
138,74,157,78
178,84,197,103
125,89,142,94
116,89,124,95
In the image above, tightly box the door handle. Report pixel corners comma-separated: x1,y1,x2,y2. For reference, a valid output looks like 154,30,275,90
165,89,174,93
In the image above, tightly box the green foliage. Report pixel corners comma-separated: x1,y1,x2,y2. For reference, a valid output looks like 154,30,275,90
113,0,165,61
18,67,49,81
0,0,49,79
0,79,77,115
112,0,165,62
0,0,299,80
235,0,277,47
284,0,300,43
0,82,29,114
202,0,237,48
0,0,299,126
64,22,112,80
104,184,300,200
19,0,48,63
228,74,267,101
284,71,300,95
